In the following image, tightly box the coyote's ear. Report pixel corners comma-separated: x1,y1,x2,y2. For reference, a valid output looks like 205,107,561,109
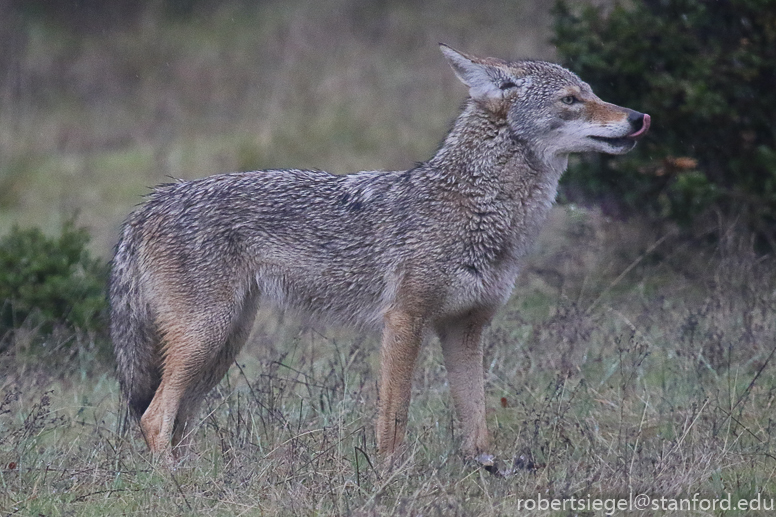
440,43,513,104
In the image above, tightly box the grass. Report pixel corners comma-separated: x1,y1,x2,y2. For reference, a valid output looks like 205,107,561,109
2,208,776,515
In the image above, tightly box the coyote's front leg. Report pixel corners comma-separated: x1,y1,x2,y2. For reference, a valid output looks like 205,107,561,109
436,311,492,459
376,309,425,458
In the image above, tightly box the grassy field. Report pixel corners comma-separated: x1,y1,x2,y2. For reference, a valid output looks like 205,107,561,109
2,1,776,515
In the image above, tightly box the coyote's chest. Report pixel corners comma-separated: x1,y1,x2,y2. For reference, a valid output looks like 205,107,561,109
441,163,562,315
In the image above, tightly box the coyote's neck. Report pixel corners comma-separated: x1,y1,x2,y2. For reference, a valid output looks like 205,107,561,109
428,100,567,260
429,100,565,209
429,101,513,180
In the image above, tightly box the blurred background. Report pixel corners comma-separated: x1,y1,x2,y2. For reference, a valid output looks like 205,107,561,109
0,0,556,255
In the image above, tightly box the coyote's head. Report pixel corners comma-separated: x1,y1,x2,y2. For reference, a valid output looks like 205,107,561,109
440,44,650,161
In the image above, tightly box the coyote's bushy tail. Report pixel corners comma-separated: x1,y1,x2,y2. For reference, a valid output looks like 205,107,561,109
110,221,161,421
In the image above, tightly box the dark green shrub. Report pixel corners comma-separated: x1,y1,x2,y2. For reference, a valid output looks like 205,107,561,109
553,0,776,247
0,223,108,338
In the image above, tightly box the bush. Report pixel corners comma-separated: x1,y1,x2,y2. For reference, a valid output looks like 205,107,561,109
0,223,108,339
552,0,776,247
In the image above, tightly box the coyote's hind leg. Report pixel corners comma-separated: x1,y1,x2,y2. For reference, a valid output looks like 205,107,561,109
169,293,259,458
141,293,259,461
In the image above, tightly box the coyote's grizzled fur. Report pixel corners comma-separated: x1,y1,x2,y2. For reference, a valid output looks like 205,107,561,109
111,44,650,463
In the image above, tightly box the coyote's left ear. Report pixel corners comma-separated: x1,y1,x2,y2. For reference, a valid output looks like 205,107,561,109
440,43,521,104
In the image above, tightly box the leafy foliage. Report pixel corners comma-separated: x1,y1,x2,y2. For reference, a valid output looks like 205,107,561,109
0,223,108,337
553,0,776,246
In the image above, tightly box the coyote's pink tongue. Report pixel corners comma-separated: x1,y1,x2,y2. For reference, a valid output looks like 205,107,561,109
628,114,651,139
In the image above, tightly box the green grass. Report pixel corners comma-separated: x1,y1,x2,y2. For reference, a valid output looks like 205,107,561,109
2,207,776,515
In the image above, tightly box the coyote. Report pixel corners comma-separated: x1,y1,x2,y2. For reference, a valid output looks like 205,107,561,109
110,44,650,464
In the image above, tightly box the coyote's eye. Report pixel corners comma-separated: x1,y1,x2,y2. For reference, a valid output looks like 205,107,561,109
500,81,517,90
561,95,579,105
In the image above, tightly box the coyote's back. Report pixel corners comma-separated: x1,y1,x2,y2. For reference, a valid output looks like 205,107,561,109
111,44,649,464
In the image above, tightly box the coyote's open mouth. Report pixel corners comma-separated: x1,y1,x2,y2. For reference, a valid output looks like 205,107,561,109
588,134,639,150
589,135,633,147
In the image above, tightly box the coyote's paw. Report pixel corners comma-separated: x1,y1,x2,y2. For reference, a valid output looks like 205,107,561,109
473,453,539,477
474,453,500,476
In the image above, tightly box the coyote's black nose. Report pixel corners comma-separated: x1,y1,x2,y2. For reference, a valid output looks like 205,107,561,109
626,111,650,139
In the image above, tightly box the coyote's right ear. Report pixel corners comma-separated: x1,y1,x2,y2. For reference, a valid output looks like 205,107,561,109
440,43,518,104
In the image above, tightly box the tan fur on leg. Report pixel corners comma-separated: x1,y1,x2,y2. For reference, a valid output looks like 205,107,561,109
438,311,492,457
376,309,425,457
